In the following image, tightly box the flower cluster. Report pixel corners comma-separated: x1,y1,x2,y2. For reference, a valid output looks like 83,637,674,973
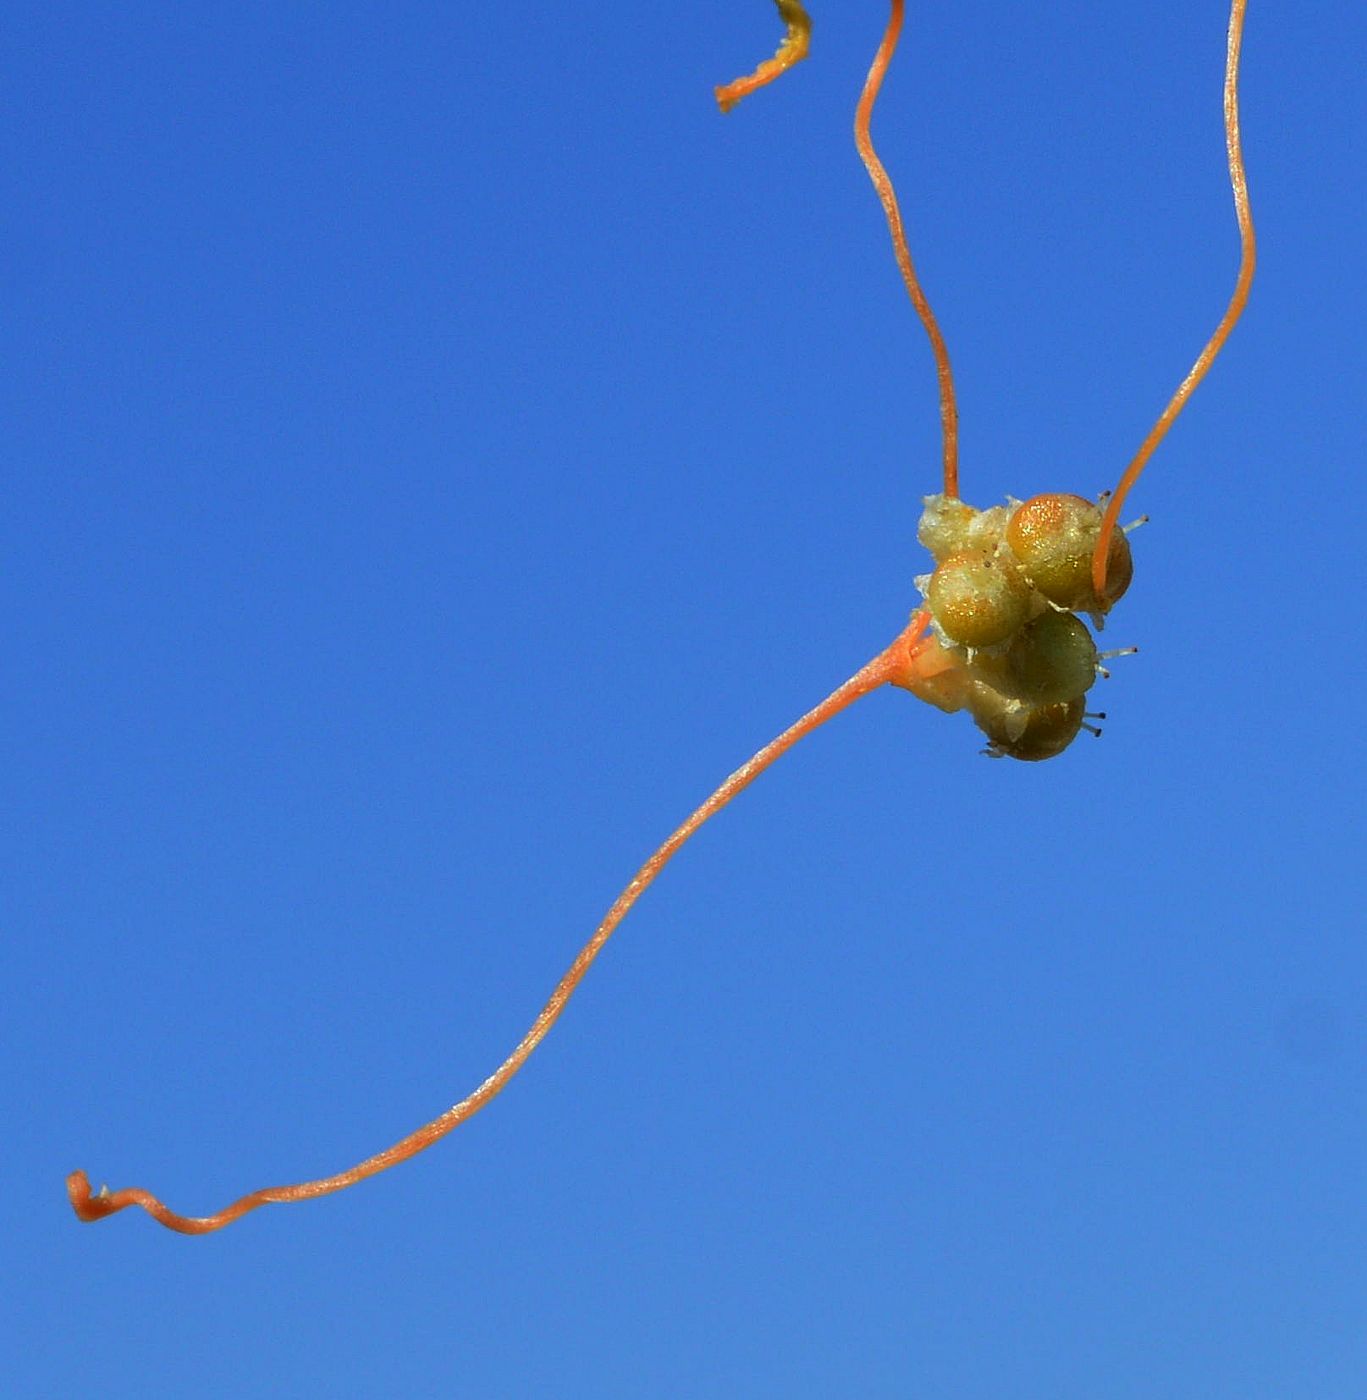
903,493,1134,760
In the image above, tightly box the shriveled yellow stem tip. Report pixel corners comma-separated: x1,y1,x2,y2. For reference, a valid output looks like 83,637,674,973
715,0,812,113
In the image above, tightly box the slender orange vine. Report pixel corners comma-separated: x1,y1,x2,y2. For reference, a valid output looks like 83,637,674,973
68,612,944,1232
1092,0,1255,594
853,0,960,499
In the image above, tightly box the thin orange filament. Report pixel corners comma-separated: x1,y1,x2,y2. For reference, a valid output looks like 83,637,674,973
69,613,934,1233
1092,0,1255,596
714,0,813,113
854,0,960,499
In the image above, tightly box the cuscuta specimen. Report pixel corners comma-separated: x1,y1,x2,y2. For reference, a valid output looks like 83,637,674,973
68,0,1254,1233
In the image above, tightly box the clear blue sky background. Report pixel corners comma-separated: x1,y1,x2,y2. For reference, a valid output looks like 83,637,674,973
6,2,1364,1395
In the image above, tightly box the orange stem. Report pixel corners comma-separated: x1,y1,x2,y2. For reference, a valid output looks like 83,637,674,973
68,612,933,1234
715,1,813,113
854,0,960,499
1092,0,1255,596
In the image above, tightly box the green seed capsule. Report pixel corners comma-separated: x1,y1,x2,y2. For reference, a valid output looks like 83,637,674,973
926,548,1032,648
973,695,1086,762
1005,493,1132,613
1005,610,1099,705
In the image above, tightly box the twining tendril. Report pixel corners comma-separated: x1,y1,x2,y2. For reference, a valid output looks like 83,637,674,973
69,613,933,1233
853,0,960,498
1092,0,1255,595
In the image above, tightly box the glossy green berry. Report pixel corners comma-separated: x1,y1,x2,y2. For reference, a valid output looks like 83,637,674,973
926,548,1032,648
1005,494,1132,613
973,695,1086,763
1005,610,1098,705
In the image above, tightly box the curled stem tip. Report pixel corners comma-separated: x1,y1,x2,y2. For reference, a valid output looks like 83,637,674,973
68,613,930,1234
715,0,813,113
1092,0,1255,596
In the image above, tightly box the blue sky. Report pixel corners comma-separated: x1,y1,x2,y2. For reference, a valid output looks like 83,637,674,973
6,2,1365,1395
